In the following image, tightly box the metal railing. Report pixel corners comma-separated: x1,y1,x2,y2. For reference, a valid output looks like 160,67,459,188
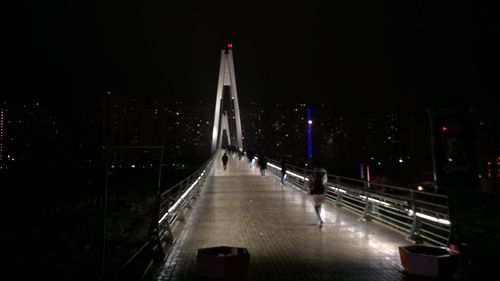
265,158,451,246
157,155,215,251
108,153,214,281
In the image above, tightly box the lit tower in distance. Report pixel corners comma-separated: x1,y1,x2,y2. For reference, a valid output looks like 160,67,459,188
211,43,243,153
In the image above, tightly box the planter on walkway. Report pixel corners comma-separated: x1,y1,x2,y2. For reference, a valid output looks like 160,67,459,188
197,246,250,281
399,245,458,278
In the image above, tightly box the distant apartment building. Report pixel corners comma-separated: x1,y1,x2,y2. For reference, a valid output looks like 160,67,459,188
104,95,212,163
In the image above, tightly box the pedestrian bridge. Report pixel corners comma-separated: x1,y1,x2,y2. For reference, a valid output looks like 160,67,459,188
153,151,433,281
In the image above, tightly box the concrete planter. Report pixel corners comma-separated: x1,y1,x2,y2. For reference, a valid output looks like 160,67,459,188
399,245,458,278
197,246,250,281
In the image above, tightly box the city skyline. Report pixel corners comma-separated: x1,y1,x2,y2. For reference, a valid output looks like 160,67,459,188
2,96,499,192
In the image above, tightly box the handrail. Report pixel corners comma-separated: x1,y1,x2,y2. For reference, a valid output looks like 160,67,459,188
157,154,215,249
110,153,214,281
266,158,451,246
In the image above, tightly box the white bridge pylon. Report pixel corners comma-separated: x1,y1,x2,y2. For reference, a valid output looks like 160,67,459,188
211,45,243,153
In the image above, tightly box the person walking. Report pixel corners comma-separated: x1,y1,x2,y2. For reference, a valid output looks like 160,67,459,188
258,153,267,176
246,149,255,168
280,157,287,184
309,166,328,229
221,152,229,171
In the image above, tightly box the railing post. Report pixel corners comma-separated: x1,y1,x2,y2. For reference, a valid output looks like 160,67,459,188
158,194,175,250
362,193,373,221
192,187,199,200
177,203,186,222
302,168,308,192
188,180,196,209
159,219,175,247
409,215,422,243
408,190,423,243
186,193,193,209
193,174,203,200
336,187,343,207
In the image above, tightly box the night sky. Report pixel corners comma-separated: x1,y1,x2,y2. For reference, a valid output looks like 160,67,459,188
4,1,500,110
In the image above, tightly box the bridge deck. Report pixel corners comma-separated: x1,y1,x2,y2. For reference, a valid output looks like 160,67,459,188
156,153,410,281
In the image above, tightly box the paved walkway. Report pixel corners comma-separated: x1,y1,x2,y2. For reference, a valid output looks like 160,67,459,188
155,152,411,281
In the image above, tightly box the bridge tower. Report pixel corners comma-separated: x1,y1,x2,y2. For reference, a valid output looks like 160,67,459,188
211,43,243,153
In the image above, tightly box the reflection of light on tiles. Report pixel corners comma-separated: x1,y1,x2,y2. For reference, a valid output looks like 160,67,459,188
367,240,398,256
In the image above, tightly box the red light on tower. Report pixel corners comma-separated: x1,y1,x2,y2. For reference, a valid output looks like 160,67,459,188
441,126,448,132
227,43,233,49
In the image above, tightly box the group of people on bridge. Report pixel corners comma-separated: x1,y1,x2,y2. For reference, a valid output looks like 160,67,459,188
222,149,328,229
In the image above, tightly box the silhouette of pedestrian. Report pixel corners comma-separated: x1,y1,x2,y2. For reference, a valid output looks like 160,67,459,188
221,153,229,171
246,149,255,168
280,157,287,184
258,153,267,176
309,166,328,229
